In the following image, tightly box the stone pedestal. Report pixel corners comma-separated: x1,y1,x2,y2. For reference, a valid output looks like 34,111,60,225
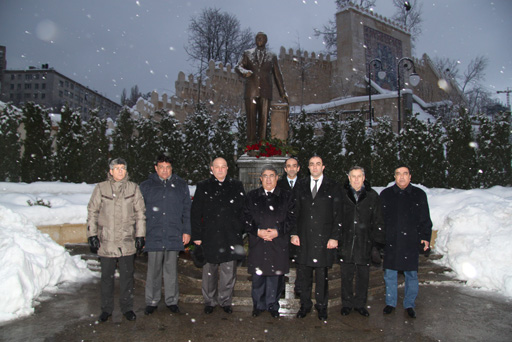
270,102,289,141
237,154,288,192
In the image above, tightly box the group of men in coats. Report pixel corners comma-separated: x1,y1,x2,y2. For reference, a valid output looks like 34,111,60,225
87,154,431,323
243,156,432,321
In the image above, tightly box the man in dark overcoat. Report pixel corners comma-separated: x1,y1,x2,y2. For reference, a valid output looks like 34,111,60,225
290,156,342,320
276,156,301,294
245,165,296,318
380,166,432,319
235,32,289,144
191,157,246,315
140,154,191,315
276,156,300,191
339,166,385,317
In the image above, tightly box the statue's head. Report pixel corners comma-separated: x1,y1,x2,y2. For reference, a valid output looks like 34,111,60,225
255,32,268,48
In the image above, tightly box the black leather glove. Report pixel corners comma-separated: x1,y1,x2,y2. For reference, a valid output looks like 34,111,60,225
88,235,100,253
135,237,145,254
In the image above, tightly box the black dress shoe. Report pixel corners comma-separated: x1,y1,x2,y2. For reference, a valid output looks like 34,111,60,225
354,307,370,317
383,305,395,314
296,306,311,318
222,306,233,314
406,307,416,318
167,305,180,313
252,309,263,317
98,312,111,322
341,307,352,316
270,310,280,318
204,306,214,314
317,308,328,320
144,305,157,315
123,310,136,321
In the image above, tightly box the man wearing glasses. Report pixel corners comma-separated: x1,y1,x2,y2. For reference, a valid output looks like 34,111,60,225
87,158,146,323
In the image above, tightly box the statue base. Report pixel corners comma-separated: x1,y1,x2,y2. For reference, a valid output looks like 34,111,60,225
270,102,289,141
237,154,288,192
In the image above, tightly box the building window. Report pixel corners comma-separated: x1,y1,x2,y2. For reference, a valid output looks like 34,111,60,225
10,84,14,90
42,83,46,89
17,84,21,90
59,90,63,97
59,80,64,87
24,93,31,99
35,74,40,79
41,93,46,99
70,83,74,90
11,74,15,80
17,74,22,80
25,74,31,80
34,93,38,99
10,94,14,100
65,81,69,87
24,83,31,89
35,83,39,89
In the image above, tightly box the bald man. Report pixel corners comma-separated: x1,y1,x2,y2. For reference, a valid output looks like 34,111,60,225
191,158,246,314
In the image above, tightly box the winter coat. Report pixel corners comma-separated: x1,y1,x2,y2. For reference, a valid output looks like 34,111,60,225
139,173,191,252
339,180,385,265
191,176,246,264
380,184,432,271
244,186,296,275
291,177,343,268
277,176,299,258
277,177,299,191
235,47,287,100
87,174,146,258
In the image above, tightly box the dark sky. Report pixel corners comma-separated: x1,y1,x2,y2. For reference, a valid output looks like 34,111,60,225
1,0,510,106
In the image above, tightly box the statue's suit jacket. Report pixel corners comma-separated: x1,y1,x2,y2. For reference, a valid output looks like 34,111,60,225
235,47,287,100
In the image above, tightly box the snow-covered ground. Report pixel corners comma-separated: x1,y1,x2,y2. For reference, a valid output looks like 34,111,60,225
1,181,511,323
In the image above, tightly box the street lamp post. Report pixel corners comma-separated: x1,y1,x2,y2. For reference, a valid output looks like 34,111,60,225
367,58,386,127
396,57,421,135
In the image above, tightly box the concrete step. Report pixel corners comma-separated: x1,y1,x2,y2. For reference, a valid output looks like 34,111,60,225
65,244,451,313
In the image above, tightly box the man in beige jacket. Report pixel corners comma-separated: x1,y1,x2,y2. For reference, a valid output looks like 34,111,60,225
87,158,146,322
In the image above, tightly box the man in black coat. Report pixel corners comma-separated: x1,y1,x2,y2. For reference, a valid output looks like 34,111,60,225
276,157,301,294
291,156,342,320
244,165,295,318
339,166,385,317
380,166,432,319
191,158,246,314
276,157,300,191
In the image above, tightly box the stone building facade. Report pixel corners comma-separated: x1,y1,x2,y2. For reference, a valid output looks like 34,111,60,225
0,47,120,120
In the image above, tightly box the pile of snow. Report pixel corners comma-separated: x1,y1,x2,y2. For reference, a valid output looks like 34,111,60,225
0,204,94,322
427,186,512,296
0,181,511,323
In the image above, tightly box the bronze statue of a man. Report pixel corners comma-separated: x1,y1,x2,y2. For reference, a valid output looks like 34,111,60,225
236,32,289,145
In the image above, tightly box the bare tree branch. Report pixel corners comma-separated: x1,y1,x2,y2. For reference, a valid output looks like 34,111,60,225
392,0,423,47
185,7,253,75
461,55,488,93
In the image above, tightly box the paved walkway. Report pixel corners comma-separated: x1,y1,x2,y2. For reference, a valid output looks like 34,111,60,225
1,252,511,342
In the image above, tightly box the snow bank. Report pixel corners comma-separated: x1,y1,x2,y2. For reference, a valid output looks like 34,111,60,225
427,186,512,297
0,205,94,322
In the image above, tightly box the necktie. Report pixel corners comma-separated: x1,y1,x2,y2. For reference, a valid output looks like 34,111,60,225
312,179,318,198
290,180,294,189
